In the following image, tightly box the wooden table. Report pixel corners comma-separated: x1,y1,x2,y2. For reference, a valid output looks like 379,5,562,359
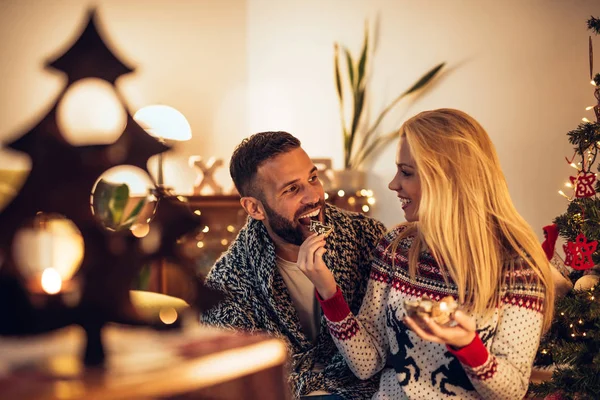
0,323,291,400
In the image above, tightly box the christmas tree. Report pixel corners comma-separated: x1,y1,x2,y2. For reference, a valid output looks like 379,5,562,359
529,16,600,400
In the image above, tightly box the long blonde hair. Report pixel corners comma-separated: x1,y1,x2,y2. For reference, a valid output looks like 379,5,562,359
391,109,554,331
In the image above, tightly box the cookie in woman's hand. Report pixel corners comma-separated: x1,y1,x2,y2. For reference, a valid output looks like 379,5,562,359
404,295,458,326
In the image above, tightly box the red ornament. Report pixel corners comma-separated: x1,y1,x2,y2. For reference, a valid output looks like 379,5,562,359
569,172,597,198
563,233,598,270
542,224,559,260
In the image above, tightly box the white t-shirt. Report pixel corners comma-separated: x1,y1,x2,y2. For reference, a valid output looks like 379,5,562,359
275,255,320,343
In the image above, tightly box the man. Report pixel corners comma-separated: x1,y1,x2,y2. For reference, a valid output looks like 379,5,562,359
201,131,386,399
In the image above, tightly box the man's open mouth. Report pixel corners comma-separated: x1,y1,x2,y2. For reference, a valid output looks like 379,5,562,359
297,208,321,226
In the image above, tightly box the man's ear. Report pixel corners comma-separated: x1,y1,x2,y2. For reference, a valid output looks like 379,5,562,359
240,197,266,220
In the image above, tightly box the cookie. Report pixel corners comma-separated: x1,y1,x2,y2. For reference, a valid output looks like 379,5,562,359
309,220,333,237
404,295,458,326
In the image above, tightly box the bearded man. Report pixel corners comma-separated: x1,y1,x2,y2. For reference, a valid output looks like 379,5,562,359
201,131,385,400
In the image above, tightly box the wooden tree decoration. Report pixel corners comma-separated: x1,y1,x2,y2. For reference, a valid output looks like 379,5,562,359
0,9,217,364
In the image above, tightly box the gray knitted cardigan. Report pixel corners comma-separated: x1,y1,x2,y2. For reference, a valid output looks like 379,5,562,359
201,204,386,399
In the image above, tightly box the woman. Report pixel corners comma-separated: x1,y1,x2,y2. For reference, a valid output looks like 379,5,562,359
298,109,555,399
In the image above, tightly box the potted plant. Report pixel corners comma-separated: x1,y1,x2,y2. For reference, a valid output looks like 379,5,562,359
332,23,445,192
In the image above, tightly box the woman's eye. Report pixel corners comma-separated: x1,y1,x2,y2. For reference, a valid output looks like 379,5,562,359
401,170,412,177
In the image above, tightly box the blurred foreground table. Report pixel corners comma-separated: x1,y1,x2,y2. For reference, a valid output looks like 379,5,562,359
0,323,290,400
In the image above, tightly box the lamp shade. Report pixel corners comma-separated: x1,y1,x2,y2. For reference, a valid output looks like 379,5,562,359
133,105,191,141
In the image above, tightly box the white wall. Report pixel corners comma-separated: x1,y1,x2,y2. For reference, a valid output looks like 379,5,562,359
0,0,598,236
246,0,599,235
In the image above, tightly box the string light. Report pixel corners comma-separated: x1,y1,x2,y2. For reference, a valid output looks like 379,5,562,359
197,241,204,248
586,106,594,110
337,190,345,197
362,205,370,212
202,226,210,233
591,79,597,85
565,182,573,188
348,197,356,206
582,117,590,123
221,239,229,246
324,193,329,200
226,225,235,233
194,210,202,216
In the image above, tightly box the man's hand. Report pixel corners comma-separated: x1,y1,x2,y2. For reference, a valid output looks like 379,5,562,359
297,233,338,300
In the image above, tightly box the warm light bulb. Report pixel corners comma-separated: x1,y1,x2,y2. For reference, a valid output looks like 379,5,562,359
586,106,594,111
367,197,376,205
362,205,370,212
565,182,573,188
131,223,150,238
159,307,178,324
227,225,235,233
13,214,84,282
337,190,345,197
591,80,597,86
41,268,62,294
221,239,229,246
57,78,127,145
134,105,192,141
582,117,590,123
570,163,578,169
197,241,204,248
202,226,210,233
324,193,329,200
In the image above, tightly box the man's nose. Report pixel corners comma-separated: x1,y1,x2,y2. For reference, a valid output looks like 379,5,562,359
303,185,320,204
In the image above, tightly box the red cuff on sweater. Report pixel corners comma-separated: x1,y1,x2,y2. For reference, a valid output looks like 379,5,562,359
446,333,489,368
316,287,351,322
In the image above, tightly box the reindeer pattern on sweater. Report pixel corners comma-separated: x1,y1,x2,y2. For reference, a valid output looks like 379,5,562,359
320,226,546,400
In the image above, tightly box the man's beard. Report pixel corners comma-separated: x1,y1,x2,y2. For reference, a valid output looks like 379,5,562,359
262,199,325,246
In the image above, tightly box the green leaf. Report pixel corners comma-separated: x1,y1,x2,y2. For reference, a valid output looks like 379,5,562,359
334,43,344,104
357,24,369,89
334,43,348,146
344,47,355,88
121,197,147,229
404,62,445,96
109,183,129,227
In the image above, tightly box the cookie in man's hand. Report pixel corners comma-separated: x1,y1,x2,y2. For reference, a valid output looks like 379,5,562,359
309,220,333,238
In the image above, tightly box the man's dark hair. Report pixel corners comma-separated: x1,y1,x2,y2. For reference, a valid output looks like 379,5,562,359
230,131,301,197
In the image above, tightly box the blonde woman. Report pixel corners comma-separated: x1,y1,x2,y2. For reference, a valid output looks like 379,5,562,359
297,109,555,399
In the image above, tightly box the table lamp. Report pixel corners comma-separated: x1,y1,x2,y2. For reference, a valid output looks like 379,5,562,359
133,105,192,189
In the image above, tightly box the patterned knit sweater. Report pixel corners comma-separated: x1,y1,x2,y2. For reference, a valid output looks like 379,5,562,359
319,226,546,400
201,205,386,399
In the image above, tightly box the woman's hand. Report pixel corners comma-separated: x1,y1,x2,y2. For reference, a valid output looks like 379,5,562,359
403,310,476,349
297,233,337,300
